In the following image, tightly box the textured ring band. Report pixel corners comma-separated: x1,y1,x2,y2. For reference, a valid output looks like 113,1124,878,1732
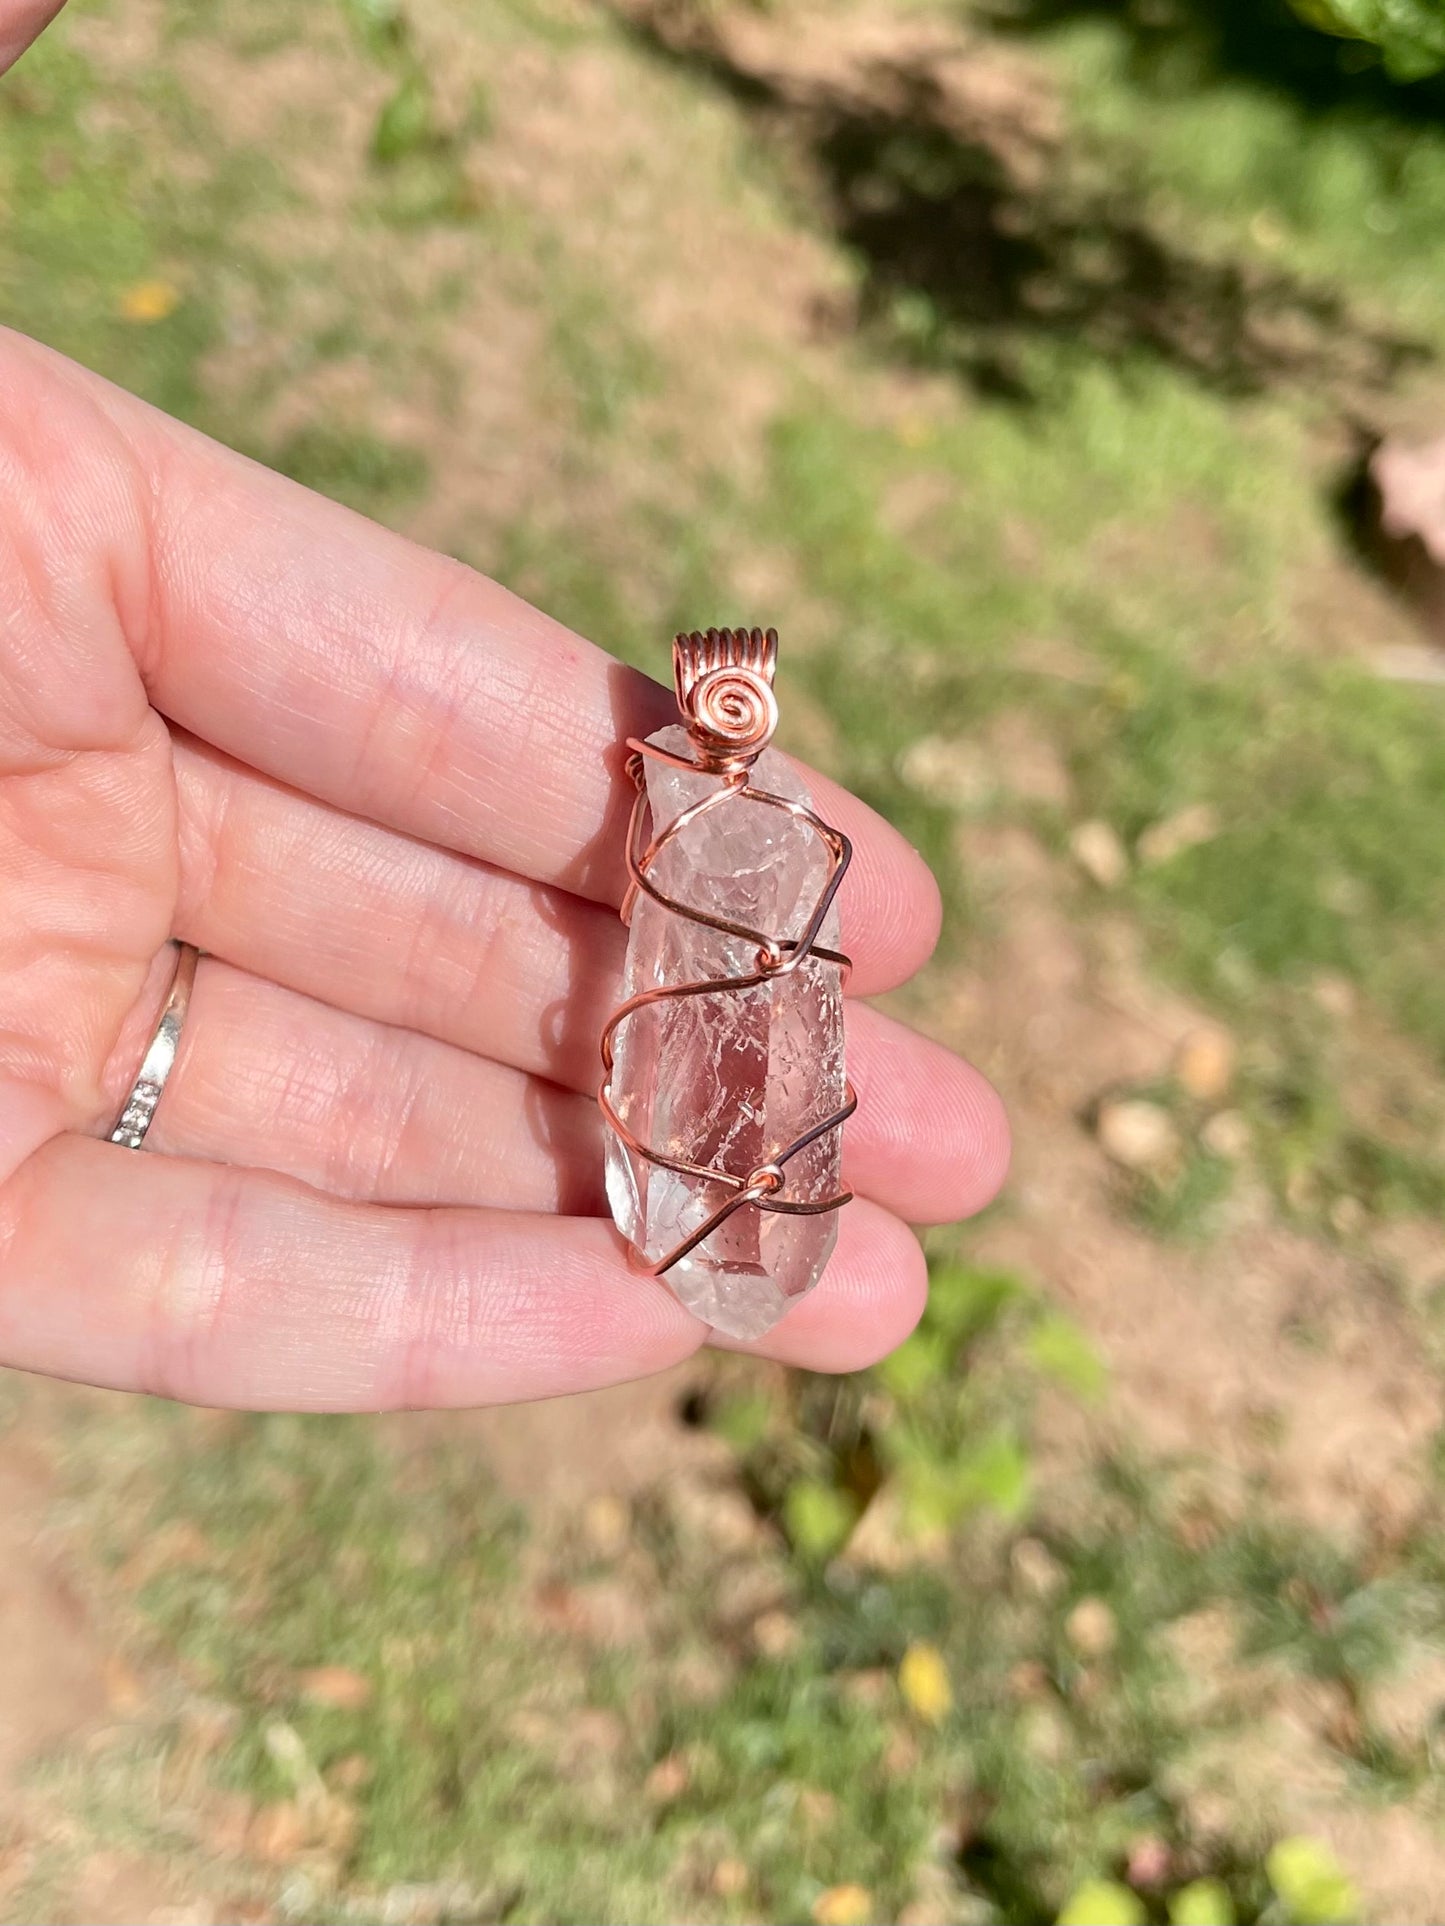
109,942,200,1151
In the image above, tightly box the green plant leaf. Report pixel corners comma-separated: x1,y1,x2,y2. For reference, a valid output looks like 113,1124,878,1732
372,69,437,164
711,1390,773,1453
925,1261,1026,1348
340,0,408,55
1286,0,1445,78
783,1479,858,1561
1169,1878,1237,1926
1026,1312,1108,1403
963,1429,1032,1517
876,1328,951,1400
1058,1878,1147,1926
1266,1836,1359,1925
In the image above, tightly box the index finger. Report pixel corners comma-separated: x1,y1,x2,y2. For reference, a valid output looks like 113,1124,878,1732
5,330,941,990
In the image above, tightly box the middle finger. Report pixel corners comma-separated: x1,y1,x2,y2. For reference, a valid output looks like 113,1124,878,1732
171,743,1008,1225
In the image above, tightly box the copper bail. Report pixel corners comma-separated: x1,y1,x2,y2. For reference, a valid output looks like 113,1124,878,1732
672,626,780,770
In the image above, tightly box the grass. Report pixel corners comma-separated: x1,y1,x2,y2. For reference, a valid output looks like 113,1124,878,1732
5,0,1445,1917
49,1277,1428,1923
0,25,227,419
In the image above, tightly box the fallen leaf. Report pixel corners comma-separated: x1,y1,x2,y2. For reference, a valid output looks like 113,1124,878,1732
298,1665,373,1711
1173,1026,1237,1102
898,1641,953,1724
712,1859,748,1897
643,1753,689,1804
582,1494,630,1556
118,278,180,323
248,1800,309,1864
813,1883,874,1926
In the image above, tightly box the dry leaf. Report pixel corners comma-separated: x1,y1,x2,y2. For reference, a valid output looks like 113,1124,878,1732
643,1753,689,1804
298,1665,373,1711
813,1883,874,1925
712,1859,748,1897
898,1642,953,1724
118,279,180,323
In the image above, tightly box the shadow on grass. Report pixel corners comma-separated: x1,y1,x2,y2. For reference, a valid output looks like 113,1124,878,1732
620,0,1430,403
985,0,1445,125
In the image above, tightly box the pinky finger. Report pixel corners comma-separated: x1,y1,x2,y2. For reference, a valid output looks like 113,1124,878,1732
0,1137,925,1408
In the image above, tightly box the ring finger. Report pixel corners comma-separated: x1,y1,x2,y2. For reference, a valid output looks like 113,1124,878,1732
117,958,999,1230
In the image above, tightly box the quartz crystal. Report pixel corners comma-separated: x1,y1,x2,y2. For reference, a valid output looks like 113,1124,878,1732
604,725,847,1339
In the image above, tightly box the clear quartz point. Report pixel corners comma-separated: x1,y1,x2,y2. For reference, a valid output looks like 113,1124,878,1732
604,724,847,1340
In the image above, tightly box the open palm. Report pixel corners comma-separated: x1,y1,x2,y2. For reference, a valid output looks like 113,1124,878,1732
0,325,1007,1410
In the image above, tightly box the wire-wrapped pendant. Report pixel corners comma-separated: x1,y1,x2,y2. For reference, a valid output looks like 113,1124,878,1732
599,628,856,1339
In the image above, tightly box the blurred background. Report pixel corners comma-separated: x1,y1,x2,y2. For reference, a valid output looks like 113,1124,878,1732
3,0,1445,1919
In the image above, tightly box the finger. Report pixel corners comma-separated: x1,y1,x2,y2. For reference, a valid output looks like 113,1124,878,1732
710,1201,929,1372
0,0,66,75
122,957,1007,1226
848,1002,1010,1223
170,728,908,1017
10,334,941,990
0,1136,923,1407
133,958,605,1216
173,742,1008,1221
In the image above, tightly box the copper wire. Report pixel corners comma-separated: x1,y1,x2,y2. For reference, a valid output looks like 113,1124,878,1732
599,629,857,1279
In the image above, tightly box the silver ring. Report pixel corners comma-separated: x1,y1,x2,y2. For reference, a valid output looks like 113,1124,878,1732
109,943,200,1151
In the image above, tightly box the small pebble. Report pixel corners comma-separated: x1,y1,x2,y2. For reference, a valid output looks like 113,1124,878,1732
1010,1537,1065,1599
1070,819,1129,889
752,1609,801,1658
1201,1109,1250,1160
1096,1099,1180,1172
1065,1595,1117,1659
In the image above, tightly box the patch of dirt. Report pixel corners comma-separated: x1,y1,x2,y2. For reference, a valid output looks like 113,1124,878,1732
0,1392,193,1926
944,819,1443,1538
611,0,1063,174
133,0,876,611
383,1359,718,1516
616,0,1426,405
0,1430,111,1798
52,1850,188,1926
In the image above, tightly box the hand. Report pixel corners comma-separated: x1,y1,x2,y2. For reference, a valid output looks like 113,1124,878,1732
0,327,1008,1410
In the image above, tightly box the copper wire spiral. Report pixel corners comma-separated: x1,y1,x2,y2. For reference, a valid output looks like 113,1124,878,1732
599,629,857,1279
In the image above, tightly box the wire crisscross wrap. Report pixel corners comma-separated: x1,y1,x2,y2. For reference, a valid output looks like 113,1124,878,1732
599,630,857,1280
